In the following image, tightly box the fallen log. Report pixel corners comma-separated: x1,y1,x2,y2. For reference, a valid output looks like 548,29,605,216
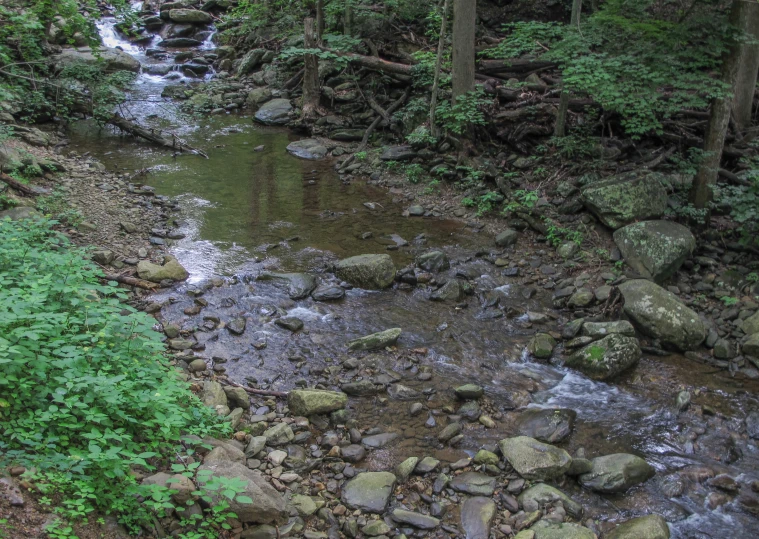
0,173,49,196
220,379,288,398
101,273,159,290
107,114,209,158
318,47,413,76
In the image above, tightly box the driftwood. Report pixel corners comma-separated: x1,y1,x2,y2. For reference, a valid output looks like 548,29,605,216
0,173,49,196
101,273,159,290
107,114,209,158
220,379,288,398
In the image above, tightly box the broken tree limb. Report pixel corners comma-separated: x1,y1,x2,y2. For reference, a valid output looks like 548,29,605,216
318,47,414,76
0,173,49,196
107,114,209,158
101,273,159,290
220,379,288,398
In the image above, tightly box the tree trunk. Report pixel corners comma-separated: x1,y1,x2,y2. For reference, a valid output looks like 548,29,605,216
691,0,750,209
452,0,476,103
316,0,324,41
571,0,583,27
555,0,582,136
302,18,320,118
344,3,352,36
733,0,759,130
430,0,450,138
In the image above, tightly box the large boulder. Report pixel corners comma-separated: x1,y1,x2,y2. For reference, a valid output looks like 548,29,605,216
380,145,416,161
238,49,267,75
168,9,212,23
335,254,396,289
605,515,670,539
498,436,572,481
286,139,328,160
197,461,287,524
287,389,346,416
254,99,293,125
137,255,189,282
518,484,583,519
341,472,396,513
53,47,141,73
579,453,655,493
614,221,696,282
257,272,316,299
565,334,641,380
618,279,705,351
581,172,668,229
347,328,402,351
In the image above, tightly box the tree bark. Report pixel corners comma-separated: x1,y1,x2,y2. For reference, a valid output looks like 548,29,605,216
690,0,750,209
430,0,450,138
344,3,352,36
452,0,476,103
571,0,583,28
555,0,582,137
732,0,759,130
316,0,325,41
302,18,320,118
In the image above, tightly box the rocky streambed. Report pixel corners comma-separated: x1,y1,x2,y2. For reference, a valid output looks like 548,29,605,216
7,1,756,538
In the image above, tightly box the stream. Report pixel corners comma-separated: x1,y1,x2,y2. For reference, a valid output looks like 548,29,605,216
66,5,759,538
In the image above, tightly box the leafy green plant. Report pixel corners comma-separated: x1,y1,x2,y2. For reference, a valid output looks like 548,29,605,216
503,189,539,214
0,219,227,531
748,272,759,283
435,87,488,134
546,223,584,247
354,150,367,160
720,296,739,307
403,163,426,184
406,125,436,146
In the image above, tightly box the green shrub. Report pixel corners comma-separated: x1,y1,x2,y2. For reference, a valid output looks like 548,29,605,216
0,219,227,531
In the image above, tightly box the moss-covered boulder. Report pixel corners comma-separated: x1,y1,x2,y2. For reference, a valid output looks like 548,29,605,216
565,334,641,380
137,255,189,282
605,515,670,539
618,279,705,351
287,389,347,416
614,220,695,282
335,254,396,289
498,436,572,481
527,333,556,359
581,172,668,229
579,453,654,493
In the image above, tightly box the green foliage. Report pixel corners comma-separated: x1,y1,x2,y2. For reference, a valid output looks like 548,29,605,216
406,125,436,146
36,188,84,227
411,50,450,88
0,219,227,530
747,272,758,283
545,223,583,247
503,189,539,214
714,156,759,245
462,191,502,216
435,88,489,135
551,133,597,160
481,21,565,59
720,296,739,307
403,163,426,184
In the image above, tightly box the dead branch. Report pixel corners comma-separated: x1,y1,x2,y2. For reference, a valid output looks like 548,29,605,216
101,273,159,290
107,114,209,158
0,173,49,196
220,379,288,398
318,47,414,76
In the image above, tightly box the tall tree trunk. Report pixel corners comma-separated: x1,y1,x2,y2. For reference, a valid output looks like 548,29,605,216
344,3,352,36
555,0,582,137
571,0,582,27
451,0,476,103
316,0,324,41
302,18,320,118
430,0,450,138
691,0,751,209
733,0,759,130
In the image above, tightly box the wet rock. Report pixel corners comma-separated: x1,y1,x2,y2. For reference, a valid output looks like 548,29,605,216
158,37,202,47
430,279,464,302
499,436,572,481
329,129,365,141
581,321,635,338
288,389,346,416
417,250,450,272
746,410,759,439
227,317,247,335
415,456,440,474
619,279,705,351
605,514,670,539
566,334,641,380
474,449,499,466
263,422,294,446
347,328,402,351
388,383,420,400
438,422,462,442
257,272,317,300
341,471,396,513
396,457,420,481
744,333,759,357
518,484,583,519
224,387,250,409
362,432,399,448
290,494,318,517
713,338,736,359
459,400,481,421
335,254,396,289
201,381,228,408
391,508,440,530
579,453,655,493
254,99,293,125
341,380,381,396
742,311,759,335
168,9,212,23
527,333,556,359
580,171,668,229
568,288,594,308
455,384,484,400
516,408,576,443
450,472,497,496
341,444,366,463
460,496,496,539
567,458,593,476
53,47,140,72
137,255,189,282
614,220,696,282
311,284,345,301
197,461,287,524
286,139,328,160
380,145,416,161
275,317,303,332
530,521,597,539
247,87,272,106
496,228,519,247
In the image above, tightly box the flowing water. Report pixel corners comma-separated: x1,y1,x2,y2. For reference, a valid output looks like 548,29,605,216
66,7,759,537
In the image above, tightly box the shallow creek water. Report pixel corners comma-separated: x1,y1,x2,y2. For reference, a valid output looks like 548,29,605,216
65,7,759,538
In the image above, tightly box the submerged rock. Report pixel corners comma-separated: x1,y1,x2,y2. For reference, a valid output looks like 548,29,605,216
579,453,655,493
347,328,402,351
581,172,668,229
499,436,572,481
565,334,641,380
341,471,396,513
287,389,347,416
311,284,345,301
416,250,450,272
605,514,670,539
257,272,317,299
618,279,705,351
614,220,696,282
335,253,396,289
